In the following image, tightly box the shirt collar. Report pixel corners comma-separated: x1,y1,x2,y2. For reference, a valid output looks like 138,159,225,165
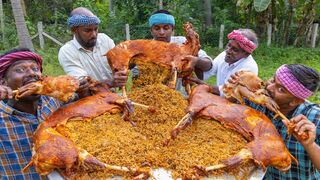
0,100,15,115
0,96,45,115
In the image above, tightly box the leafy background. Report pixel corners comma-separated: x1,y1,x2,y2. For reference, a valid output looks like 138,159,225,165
0,0,319,103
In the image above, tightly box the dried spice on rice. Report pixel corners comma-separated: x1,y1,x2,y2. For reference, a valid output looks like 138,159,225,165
65,83,252,179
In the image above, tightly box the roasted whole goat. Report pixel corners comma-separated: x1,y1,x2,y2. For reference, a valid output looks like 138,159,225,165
167,84,298,177
23,80,152,179
222,70,308,140
106,22,200,95
14,75,79,102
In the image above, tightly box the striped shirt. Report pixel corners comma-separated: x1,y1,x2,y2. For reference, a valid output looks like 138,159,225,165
245,99,320,179
0,96,61,179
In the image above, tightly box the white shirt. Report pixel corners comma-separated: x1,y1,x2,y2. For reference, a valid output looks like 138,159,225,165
58,33,115,82
203,51,258,95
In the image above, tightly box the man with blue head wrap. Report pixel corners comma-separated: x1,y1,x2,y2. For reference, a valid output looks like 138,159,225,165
148,10,176,42
131,10,213,96
59,7,128,95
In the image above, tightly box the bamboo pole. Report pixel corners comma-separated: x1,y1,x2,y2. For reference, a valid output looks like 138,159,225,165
219,24,225,49
0,0,4,42
37,21,44,49
311,23,318,48
159,0,163,10
42,32,63,46
125,24,130,40
267,23,272,46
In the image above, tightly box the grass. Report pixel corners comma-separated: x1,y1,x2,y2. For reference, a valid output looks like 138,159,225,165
18,45,319,103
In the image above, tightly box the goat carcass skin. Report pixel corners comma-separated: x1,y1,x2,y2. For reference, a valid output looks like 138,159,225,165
15,75,79,102
106,22,200,89
168,84,297,176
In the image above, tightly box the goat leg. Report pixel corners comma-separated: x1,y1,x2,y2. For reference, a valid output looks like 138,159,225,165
115,99,156,113
168,68,178,89
79,149,151,178
194,148,252,177
15,83,42,99
163,112,194,146
121,86,134,113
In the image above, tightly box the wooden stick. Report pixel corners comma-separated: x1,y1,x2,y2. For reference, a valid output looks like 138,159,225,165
205,164,227,171
131,102,156,112
122,86,127,99
103,163,135,172
174,113,191,129
12,90,19,99
168,68,178,89
278,110,309,140
103,163,151,179
131,102,150,109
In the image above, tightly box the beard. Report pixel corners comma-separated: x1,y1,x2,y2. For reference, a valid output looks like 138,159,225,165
224,54,236,64
80,38,97,49
76,35,97,49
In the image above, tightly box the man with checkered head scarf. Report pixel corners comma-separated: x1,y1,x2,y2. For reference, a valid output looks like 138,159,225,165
59,7,128,94
230,64,320,179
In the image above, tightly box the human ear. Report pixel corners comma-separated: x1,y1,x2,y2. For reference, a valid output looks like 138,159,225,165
71,27,77,33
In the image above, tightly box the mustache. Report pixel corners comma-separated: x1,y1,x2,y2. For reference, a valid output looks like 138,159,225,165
22,76,41,85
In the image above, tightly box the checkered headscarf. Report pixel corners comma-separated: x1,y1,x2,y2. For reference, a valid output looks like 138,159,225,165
276,65,313,99
227,30,257,54
0,51,42,78
67,14,101,28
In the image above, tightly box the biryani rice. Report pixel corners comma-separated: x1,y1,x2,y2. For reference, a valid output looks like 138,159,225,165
65,79,252,179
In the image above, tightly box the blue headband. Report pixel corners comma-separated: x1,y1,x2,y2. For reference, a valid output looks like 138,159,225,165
148,13,175,27
67,15,101,28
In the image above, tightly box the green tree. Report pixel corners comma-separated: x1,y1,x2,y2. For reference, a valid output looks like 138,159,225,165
10,0,34,50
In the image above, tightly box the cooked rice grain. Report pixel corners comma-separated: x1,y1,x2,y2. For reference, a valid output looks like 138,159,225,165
65,83,251,179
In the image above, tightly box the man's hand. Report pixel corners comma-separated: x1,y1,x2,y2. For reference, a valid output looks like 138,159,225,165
227,71,242,85
0,85,14,100
76,76,91,98
182,55,199,72
110,70,128,88
289,114,316,147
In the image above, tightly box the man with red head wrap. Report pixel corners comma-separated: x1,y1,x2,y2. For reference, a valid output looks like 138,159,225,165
203,29,259,96
0,48,83,179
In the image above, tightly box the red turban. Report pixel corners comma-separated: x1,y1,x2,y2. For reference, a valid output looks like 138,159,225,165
227,30,257,54
0,51,43,78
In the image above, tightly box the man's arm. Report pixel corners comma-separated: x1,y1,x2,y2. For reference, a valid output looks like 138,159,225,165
194,57,212,79
289,114,320,170
58,46,88,78
194,49,213,79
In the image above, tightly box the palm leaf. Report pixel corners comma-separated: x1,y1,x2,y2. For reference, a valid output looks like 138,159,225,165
254,0,271,12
